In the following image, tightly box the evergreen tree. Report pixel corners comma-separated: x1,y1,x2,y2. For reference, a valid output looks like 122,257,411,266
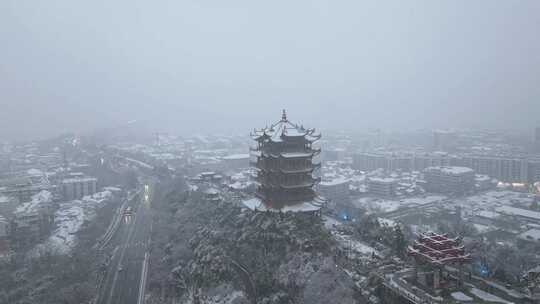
394,225,406,258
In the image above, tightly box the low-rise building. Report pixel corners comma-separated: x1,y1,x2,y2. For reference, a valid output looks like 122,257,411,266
203,188,221,202
0,215,8,238
424,166,475,195
318,177,350,205
12,190,54,248
0,183,53,204
517,229,540,247
496,206,540,225
475,174,495,191
0,215,9,258
221,154,249,171
367,177,397,197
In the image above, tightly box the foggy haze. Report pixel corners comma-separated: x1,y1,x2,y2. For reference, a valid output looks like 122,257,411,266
1,0,539,140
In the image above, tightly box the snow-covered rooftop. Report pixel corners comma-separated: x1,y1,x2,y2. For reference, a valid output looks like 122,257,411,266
476,210,499,219
15,190,52,215
475,174,491,181
102,186,122,192
242,197,323,212
451,292,473,302
27,168,43,176
280,152,314,158
469,287,512,304
320,177,350,187
368,177,397,183
0,195,9,204
518,229,540,241
222,154,249,160
496,206,540,221
354,195,446,213
425,166,474,175
204,188,220,195
32,190,113,255
62,176,97,184
251,111,320,143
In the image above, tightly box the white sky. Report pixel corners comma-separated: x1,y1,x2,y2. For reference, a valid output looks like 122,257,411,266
1,0,539,140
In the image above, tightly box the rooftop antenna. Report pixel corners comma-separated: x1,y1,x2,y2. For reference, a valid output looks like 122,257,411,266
282,109,287,122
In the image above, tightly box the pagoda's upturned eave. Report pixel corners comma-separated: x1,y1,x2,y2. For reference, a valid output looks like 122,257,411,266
279,167,315,174
257,135,320,143
280,183,317,189
253,159,321,172
255,183,318,189
255,192,315,201
252,166,317,174
253,193,326,207
256,178,321,189
257,150,319,159
250,130,321,143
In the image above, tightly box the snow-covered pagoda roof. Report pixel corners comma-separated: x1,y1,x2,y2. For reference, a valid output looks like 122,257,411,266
251,110,321,142
407,232,471,266
242,196,325,213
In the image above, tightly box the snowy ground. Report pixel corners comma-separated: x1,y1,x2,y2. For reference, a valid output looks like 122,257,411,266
473,223,494,234
351,190,533,219
331,231,378,257
378,218,397,227
322,215,342,229
451,291,473,302
31,190,113,256
458,190,534,218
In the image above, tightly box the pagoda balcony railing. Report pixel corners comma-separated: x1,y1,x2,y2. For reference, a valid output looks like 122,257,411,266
280,180,319,189
255,147,321,157
279,166,314,174
256,191,316,203
255,176,320,188
252,160,320,172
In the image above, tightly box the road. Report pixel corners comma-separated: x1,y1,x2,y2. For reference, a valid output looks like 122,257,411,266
97,183,153,304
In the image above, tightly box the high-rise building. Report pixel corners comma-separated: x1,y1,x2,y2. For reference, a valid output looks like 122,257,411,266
352,151,455,172
528,159,540,184
535,127,540,153
61,176,97,201
353,151,536,183
433,130,457,152
460,156,529,183
246,110,325,211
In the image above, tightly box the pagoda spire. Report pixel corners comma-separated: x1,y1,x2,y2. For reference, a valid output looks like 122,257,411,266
281,109,287,122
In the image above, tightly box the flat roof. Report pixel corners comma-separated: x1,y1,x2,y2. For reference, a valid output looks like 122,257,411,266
320,177,350,186
62,177,97,183
425,166,474,175
368,177,397,183
496,206,540,220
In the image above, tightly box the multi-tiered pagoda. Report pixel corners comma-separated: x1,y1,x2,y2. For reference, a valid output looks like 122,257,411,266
245,110,326,212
